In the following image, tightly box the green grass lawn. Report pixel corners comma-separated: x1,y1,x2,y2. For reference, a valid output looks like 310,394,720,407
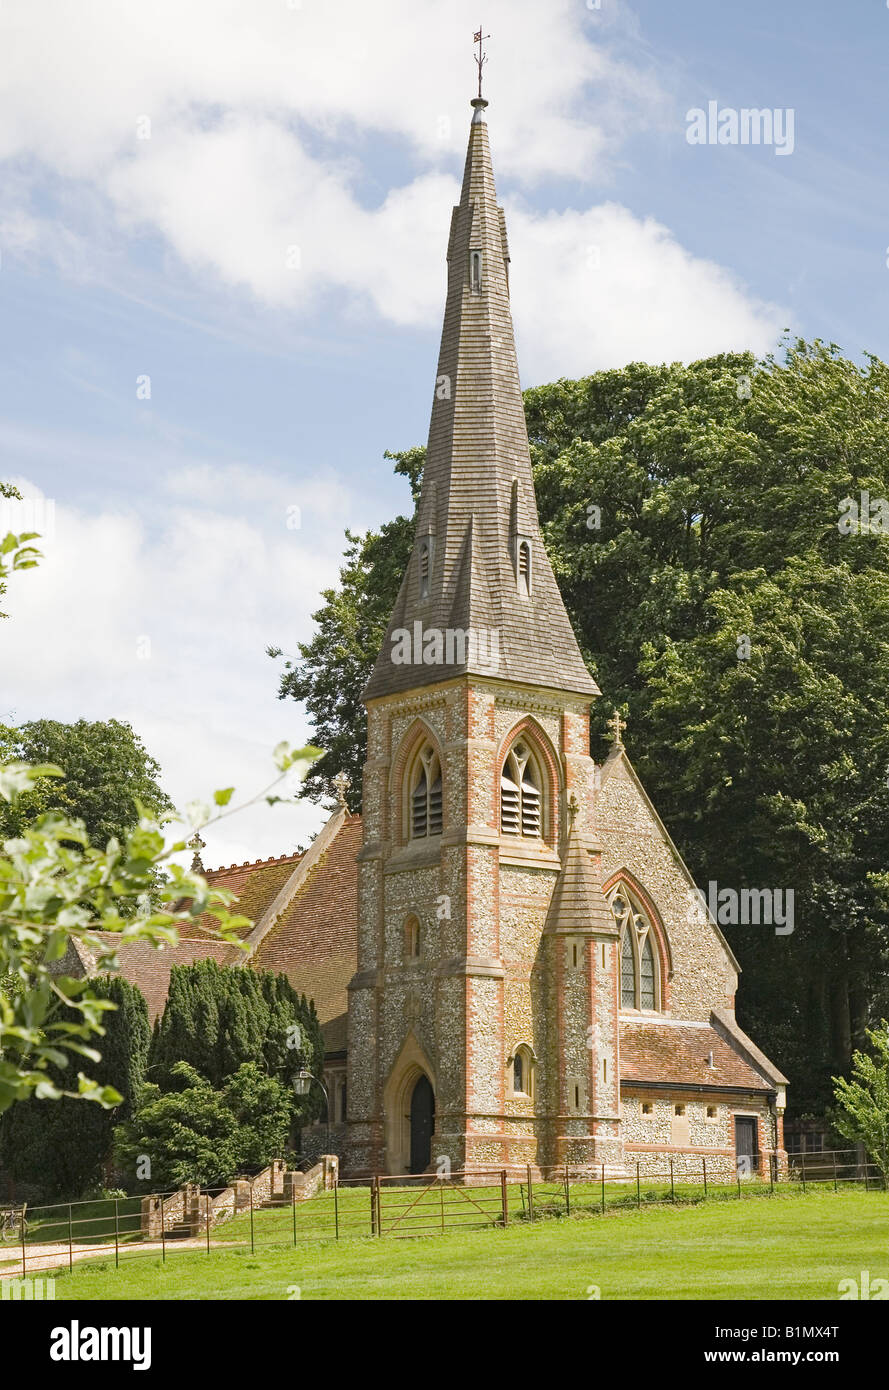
48,1188,889,1301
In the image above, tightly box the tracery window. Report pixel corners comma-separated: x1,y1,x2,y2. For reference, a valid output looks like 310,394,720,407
500,741,542,838
410,745,442,839
610,885,660,1011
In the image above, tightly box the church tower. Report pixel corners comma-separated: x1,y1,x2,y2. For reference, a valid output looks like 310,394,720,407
346,92,625,1176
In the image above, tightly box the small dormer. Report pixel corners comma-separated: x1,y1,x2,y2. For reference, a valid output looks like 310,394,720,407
516,538,532,595
417,533,434,600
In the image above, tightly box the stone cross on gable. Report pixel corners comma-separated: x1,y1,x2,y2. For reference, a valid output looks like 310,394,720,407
332,771,351,808
608,710,627,746
188,832,205,873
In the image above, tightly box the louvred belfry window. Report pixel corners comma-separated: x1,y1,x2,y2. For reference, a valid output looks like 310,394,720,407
411,746,442,839
500,742,542,838
611,886,661,1011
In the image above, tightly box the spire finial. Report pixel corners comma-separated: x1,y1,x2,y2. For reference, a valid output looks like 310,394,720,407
608,709,627,746
473,24,490,101
188,831,206,873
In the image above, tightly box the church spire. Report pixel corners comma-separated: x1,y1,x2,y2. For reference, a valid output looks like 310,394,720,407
364,91,599,703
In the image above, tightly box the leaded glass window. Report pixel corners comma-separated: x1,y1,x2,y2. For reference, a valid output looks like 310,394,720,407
610,885,661,1011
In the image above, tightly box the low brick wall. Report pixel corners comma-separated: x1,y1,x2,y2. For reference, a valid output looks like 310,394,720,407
140,1157,339,1237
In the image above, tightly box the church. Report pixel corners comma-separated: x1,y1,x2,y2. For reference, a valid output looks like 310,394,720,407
102,89,789,1181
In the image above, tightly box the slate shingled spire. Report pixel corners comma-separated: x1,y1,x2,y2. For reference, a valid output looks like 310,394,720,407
364,97,599,702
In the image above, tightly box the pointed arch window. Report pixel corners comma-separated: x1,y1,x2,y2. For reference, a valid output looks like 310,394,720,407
508,1044,535,1099
470,249,483,293
404,915,421,961
500,741,542,838
611,886,660,1011
410,745,443,840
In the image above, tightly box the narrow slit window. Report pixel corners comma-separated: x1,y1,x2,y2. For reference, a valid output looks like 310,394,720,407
470,249,482,293
404,916,420,960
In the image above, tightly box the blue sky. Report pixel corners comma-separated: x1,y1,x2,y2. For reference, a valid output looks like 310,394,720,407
1,0,887,865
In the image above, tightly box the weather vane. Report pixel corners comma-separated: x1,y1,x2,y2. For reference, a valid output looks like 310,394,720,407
473,24,491,100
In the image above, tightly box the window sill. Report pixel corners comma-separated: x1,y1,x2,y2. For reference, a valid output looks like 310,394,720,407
385,840,443,873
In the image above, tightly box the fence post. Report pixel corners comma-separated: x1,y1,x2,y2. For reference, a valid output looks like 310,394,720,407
703,1155,707,1200
20,1206,26,1279
500,1170,509,1227
564,1161,571,1217
68,1203,74,1273
206,1194,211,1255
249,1182,255,1255
601,1163,606,1215
636,1161,641,1209
114,1197,120,1269
440,1180,445,1234
374,1176,382,1237
370,1177,376,1235
769,1154,775,1196
160,1197,166,1263
292,1183,297,1247
736,1164,742,1200
669,1156,675,1203
526,1164,534,1222
334,1174,339,1240
801,1150,807,1194
833,1151,838,1193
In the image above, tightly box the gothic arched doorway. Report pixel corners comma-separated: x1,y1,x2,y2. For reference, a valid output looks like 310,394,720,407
409,1074,435,1173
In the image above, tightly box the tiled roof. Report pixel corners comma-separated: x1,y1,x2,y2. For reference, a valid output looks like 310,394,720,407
620,1019,773,1092
363,101,598,702
250,815,362,1054
185,852,305,939
546,826,616,935
92,936,237,1021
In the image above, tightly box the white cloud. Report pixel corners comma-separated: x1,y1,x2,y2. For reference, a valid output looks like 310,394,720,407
508,202,785,380
0,472,357,865
0,0,785,374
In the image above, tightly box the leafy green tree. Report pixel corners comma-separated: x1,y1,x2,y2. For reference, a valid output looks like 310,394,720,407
0,976,151,1199
114,1061,295,1188
224,1062,294,1170
833,1022,889,1177
275,342,889,1112
114,1063,240,1189
148,960,325,1123
0,744,318,1114
0,719,174,846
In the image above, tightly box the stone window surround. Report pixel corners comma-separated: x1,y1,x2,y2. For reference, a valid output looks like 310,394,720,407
506,1042,537,1102
493,715,561,850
